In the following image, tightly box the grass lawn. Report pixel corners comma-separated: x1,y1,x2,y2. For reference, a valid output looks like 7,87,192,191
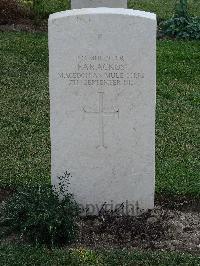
128,0,200,19
18,1,200,21
0,244,200,265
0,32,199,197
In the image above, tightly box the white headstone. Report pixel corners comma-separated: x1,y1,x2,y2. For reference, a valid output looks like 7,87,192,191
71,0,127,9
49,8,156,215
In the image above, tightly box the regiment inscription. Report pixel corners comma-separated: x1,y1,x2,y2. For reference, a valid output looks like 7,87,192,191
58,55,144,87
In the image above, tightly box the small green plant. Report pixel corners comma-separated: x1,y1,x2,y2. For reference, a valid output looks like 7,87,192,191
0,172,80,247
21,0,70,20
161,0,200,39
174,0,189,19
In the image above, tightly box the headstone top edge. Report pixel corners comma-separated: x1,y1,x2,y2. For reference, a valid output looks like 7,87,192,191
49,8,156,22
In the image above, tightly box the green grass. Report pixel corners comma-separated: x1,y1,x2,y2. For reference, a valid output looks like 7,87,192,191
156,40,200,196
18,0,70,18
20,1,200,20
128,0,200,19
28,0,70,18
0,32,199,197
0,32,50,187
39,0,70,15
0,244,200,265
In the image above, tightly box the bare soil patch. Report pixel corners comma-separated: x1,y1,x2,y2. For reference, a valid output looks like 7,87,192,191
0,188,14,203
75,206,200,254
1,188,199,254
0,19,47,33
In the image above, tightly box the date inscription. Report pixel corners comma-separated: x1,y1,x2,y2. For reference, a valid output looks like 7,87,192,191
58,55,144,87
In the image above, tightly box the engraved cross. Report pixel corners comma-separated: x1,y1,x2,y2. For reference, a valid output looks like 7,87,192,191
83,92,119,149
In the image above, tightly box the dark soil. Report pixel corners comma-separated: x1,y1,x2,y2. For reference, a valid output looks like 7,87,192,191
0,188,14,203
75,206,200,254
0,19,47,33
0,187,200,254
0,0,25,25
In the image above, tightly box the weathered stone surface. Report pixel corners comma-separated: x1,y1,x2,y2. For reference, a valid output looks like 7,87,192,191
49,8,156,215
71,0,127,9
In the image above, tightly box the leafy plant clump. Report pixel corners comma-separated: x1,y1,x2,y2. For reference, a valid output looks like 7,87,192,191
161,0,200,40
0,172,80,247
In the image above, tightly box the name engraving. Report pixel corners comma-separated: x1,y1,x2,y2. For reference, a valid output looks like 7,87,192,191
58,55,144,87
